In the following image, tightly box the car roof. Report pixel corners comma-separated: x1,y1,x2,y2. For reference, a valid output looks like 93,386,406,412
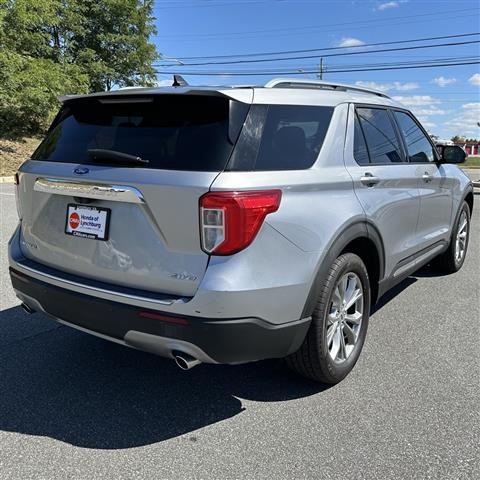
59,78,405,109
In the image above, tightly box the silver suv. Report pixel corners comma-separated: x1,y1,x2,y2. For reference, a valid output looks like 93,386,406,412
9,78,473,383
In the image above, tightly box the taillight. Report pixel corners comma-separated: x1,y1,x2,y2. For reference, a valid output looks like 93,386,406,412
200,190,282,255
13,172,22,220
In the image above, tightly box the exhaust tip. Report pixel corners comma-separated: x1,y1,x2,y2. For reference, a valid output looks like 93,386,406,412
173,351,201,370
21,303,35,314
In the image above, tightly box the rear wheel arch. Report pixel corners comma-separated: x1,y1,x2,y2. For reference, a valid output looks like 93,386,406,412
339,235,382,306
302,222,384,318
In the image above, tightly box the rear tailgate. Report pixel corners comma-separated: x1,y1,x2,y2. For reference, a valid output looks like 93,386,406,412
16,92,251,297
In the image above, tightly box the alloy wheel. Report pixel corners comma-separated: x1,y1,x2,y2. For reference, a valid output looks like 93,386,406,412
455,210,468,264
327,272,364,363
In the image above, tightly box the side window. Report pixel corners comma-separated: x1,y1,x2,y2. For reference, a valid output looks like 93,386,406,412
254,105,333,170
353,111,370,165
394,111,436,163
356,107,404,164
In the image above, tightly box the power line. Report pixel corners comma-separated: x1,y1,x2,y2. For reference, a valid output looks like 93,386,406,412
155,39,480,67
205,56,479,73
159,32,479,61
155,59,480,76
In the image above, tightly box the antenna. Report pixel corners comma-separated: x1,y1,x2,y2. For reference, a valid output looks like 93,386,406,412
172,75,188,87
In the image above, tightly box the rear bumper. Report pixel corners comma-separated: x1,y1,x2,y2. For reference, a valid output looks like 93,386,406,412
10,268,311,364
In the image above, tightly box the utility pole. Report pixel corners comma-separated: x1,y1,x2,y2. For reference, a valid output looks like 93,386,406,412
319,57,324,80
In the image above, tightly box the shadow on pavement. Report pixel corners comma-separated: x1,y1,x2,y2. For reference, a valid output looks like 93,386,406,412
371,276,417,315
0,305,325,449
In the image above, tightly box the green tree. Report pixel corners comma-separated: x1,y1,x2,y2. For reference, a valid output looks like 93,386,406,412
72,0,159,91
0,0,159,136
0,49,88,136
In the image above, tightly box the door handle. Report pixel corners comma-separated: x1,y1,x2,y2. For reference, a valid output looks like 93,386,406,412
360,173,380,187
422,172,433,182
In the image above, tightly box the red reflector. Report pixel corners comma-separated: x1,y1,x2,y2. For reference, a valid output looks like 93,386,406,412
200,189,282,255
139,311,189,325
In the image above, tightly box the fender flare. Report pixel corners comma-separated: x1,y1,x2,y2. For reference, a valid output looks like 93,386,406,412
301,222,385,318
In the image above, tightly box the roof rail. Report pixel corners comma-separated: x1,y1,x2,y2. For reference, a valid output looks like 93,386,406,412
264,78,390,98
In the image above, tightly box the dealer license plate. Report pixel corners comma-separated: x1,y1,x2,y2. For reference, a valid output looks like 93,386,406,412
65,204,111,241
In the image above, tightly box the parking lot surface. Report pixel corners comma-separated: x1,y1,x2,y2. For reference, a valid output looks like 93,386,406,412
0,183,479,479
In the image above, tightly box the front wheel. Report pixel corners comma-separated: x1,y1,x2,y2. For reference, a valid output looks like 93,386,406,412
286,253,370,384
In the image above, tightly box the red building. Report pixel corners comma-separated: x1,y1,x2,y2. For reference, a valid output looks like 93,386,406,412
454,141,479,156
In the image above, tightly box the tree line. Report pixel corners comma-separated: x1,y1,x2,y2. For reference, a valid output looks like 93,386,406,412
0,0,158,137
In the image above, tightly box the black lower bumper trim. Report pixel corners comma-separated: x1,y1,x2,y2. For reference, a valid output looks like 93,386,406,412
10,268,311,364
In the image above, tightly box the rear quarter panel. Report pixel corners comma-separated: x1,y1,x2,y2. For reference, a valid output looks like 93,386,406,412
206,103,366,323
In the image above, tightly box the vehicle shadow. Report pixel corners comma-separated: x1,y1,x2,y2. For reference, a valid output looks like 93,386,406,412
371,262,450,314
0,305,324,450
371,276,417,314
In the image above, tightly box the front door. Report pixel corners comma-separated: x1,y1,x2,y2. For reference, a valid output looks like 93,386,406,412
392,110,453,248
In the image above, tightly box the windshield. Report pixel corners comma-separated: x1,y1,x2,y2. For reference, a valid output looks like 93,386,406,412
32,95,249,171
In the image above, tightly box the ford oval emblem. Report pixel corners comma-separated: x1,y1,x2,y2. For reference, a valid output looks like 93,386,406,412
74,167,89,175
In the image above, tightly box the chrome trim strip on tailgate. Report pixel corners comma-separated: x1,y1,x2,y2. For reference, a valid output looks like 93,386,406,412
34,177,145,204
15,261,177,306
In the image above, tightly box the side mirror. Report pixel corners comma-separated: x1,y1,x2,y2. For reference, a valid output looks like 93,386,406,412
438,145,467,164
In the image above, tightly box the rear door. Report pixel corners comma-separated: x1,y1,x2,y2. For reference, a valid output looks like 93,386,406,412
17,93,251,297
392,110,453,248
344,104,421,278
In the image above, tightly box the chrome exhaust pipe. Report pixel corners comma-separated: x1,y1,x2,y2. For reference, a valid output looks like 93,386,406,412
173,351,201,370
21,303,35,314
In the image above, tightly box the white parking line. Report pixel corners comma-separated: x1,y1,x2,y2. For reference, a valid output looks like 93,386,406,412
0,193,15,196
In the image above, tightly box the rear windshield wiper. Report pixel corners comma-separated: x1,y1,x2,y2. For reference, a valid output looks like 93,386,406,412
87,149,149,165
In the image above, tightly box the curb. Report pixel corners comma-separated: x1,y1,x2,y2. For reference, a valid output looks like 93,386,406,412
0,176,15,184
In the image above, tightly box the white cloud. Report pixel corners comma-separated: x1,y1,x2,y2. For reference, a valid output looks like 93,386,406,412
432,76,456,87
156,79,173,86
462,102,480,110
468,73,480,86
443,103,480,136
356,81,418,92
376,1,399,11
411,107,447,116
392,95,441,106
416,118,436,129
394,82,419,91
336,37,365,48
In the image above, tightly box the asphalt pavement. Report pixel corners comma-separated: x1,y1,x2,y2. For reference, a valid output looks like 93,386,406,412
0,182,479,479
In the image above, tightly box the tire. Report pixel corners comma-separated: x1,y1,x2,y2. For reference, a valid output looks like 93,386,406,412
286,253,371,384
432,201,471,274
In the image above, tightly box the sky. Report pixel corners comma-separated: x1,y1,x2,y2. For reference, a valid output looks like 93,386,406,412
150,0,480,140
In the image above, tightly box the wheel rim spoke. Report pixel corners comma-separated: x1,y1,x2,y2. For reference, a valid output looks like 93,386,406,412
345,289,362,310
326,323,337,346
343,323,356,344
339,330,347,360
346,311,362,324
329,327,342,360
332,286,342,308
343,275,356,305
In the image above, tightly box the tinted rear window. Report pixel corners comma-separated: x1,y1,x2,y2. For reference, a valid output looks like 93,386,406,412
32,95,249,171
227,104,333,171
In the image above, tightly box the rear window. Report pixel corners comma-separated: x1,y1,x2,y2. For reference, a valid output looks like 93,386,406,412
227,104,333,171
32,95,249,171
